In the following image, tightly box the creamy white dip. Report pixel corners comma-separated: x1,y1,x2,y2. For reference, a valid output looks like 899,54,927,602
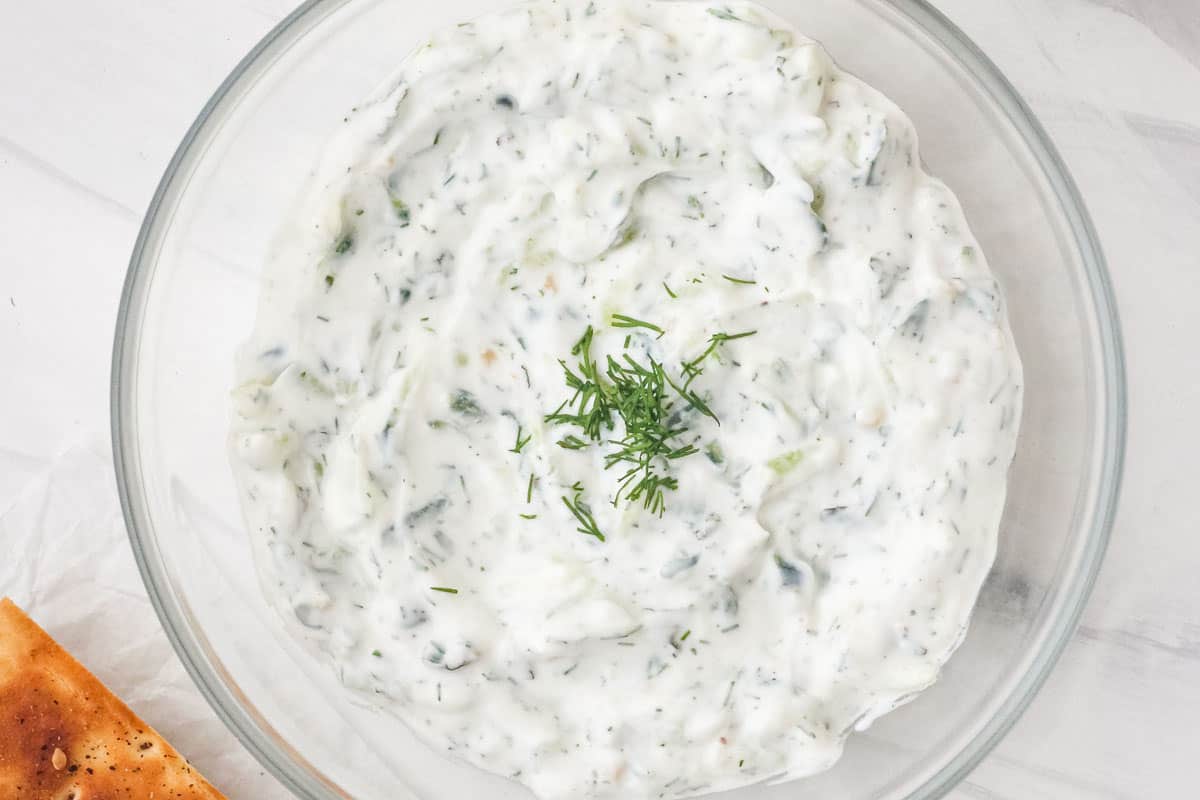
230,1,1023,797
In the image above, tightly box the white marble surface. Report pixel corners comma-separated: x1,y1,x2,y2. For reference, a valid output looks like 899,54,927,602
1,0,1197,797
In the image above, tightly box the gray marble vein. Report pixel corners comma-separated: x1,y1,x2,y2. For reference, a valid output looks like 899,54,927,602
956,780,1015,800
1088,0,1200,71
985,751,1138,800
1123,112,1200,204
0,133,137,220
1076,621,1200,662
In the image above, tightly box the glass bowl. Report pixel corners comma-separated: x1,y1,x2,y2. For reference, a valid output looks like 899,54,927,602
111,0,1126,798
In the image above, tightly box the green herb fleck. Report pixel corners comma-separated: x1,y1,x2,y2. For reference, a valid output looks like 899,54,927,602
811,184,826,216
510,425,532,454
662,282,677,299
613,220,640,249
430,586,458,594
372,649,382,657
611,313,665,337
391,197,411,226
334,235,353,254
526,473,536,503
681,331,757,388
324,274,335,287
562,488,605,542
450,390,483,418
722,274,757,285
707,7,742,21
767,449,804,475
519,513,538,520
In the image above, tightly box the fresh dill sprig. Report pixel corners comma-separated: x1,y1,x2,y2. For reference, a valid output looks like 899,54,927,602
509,425,532,454
543,326,755,525
681,330,758,387
611,313,666,338
598,352,693,513
544,326,614,443
562,487,605,542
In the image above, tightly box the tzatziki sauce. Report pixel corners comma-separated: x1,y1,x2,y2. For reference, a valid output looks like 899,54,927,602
230,1,1024,797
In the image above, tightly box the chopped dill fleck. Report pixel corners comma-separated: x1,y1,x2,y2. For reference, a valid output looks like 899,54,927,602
611,313,665,337
708,7,742,22
681,330,757,385
324,274,335,287
662,282,678,299
562,488,605,542
510,425,532,454
767,449,804,475
680,629,691,641
391,197,411,226
430,586,459,594
722,274,757,285
526,473,536,503
450,389,483,418
519,513,538,520
372,649,382,657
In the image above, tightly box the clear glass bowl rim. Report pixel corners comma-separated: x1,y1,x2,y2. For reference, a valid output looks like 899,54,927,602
111,1,1128,798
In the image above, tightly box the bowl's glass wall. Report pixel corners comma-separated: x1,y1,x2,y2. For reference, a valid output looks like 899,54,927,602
114,0,1121,798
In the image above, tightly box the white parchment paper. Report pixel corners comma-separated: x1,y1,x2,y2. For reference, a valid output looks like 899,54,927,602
0,442,288,799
